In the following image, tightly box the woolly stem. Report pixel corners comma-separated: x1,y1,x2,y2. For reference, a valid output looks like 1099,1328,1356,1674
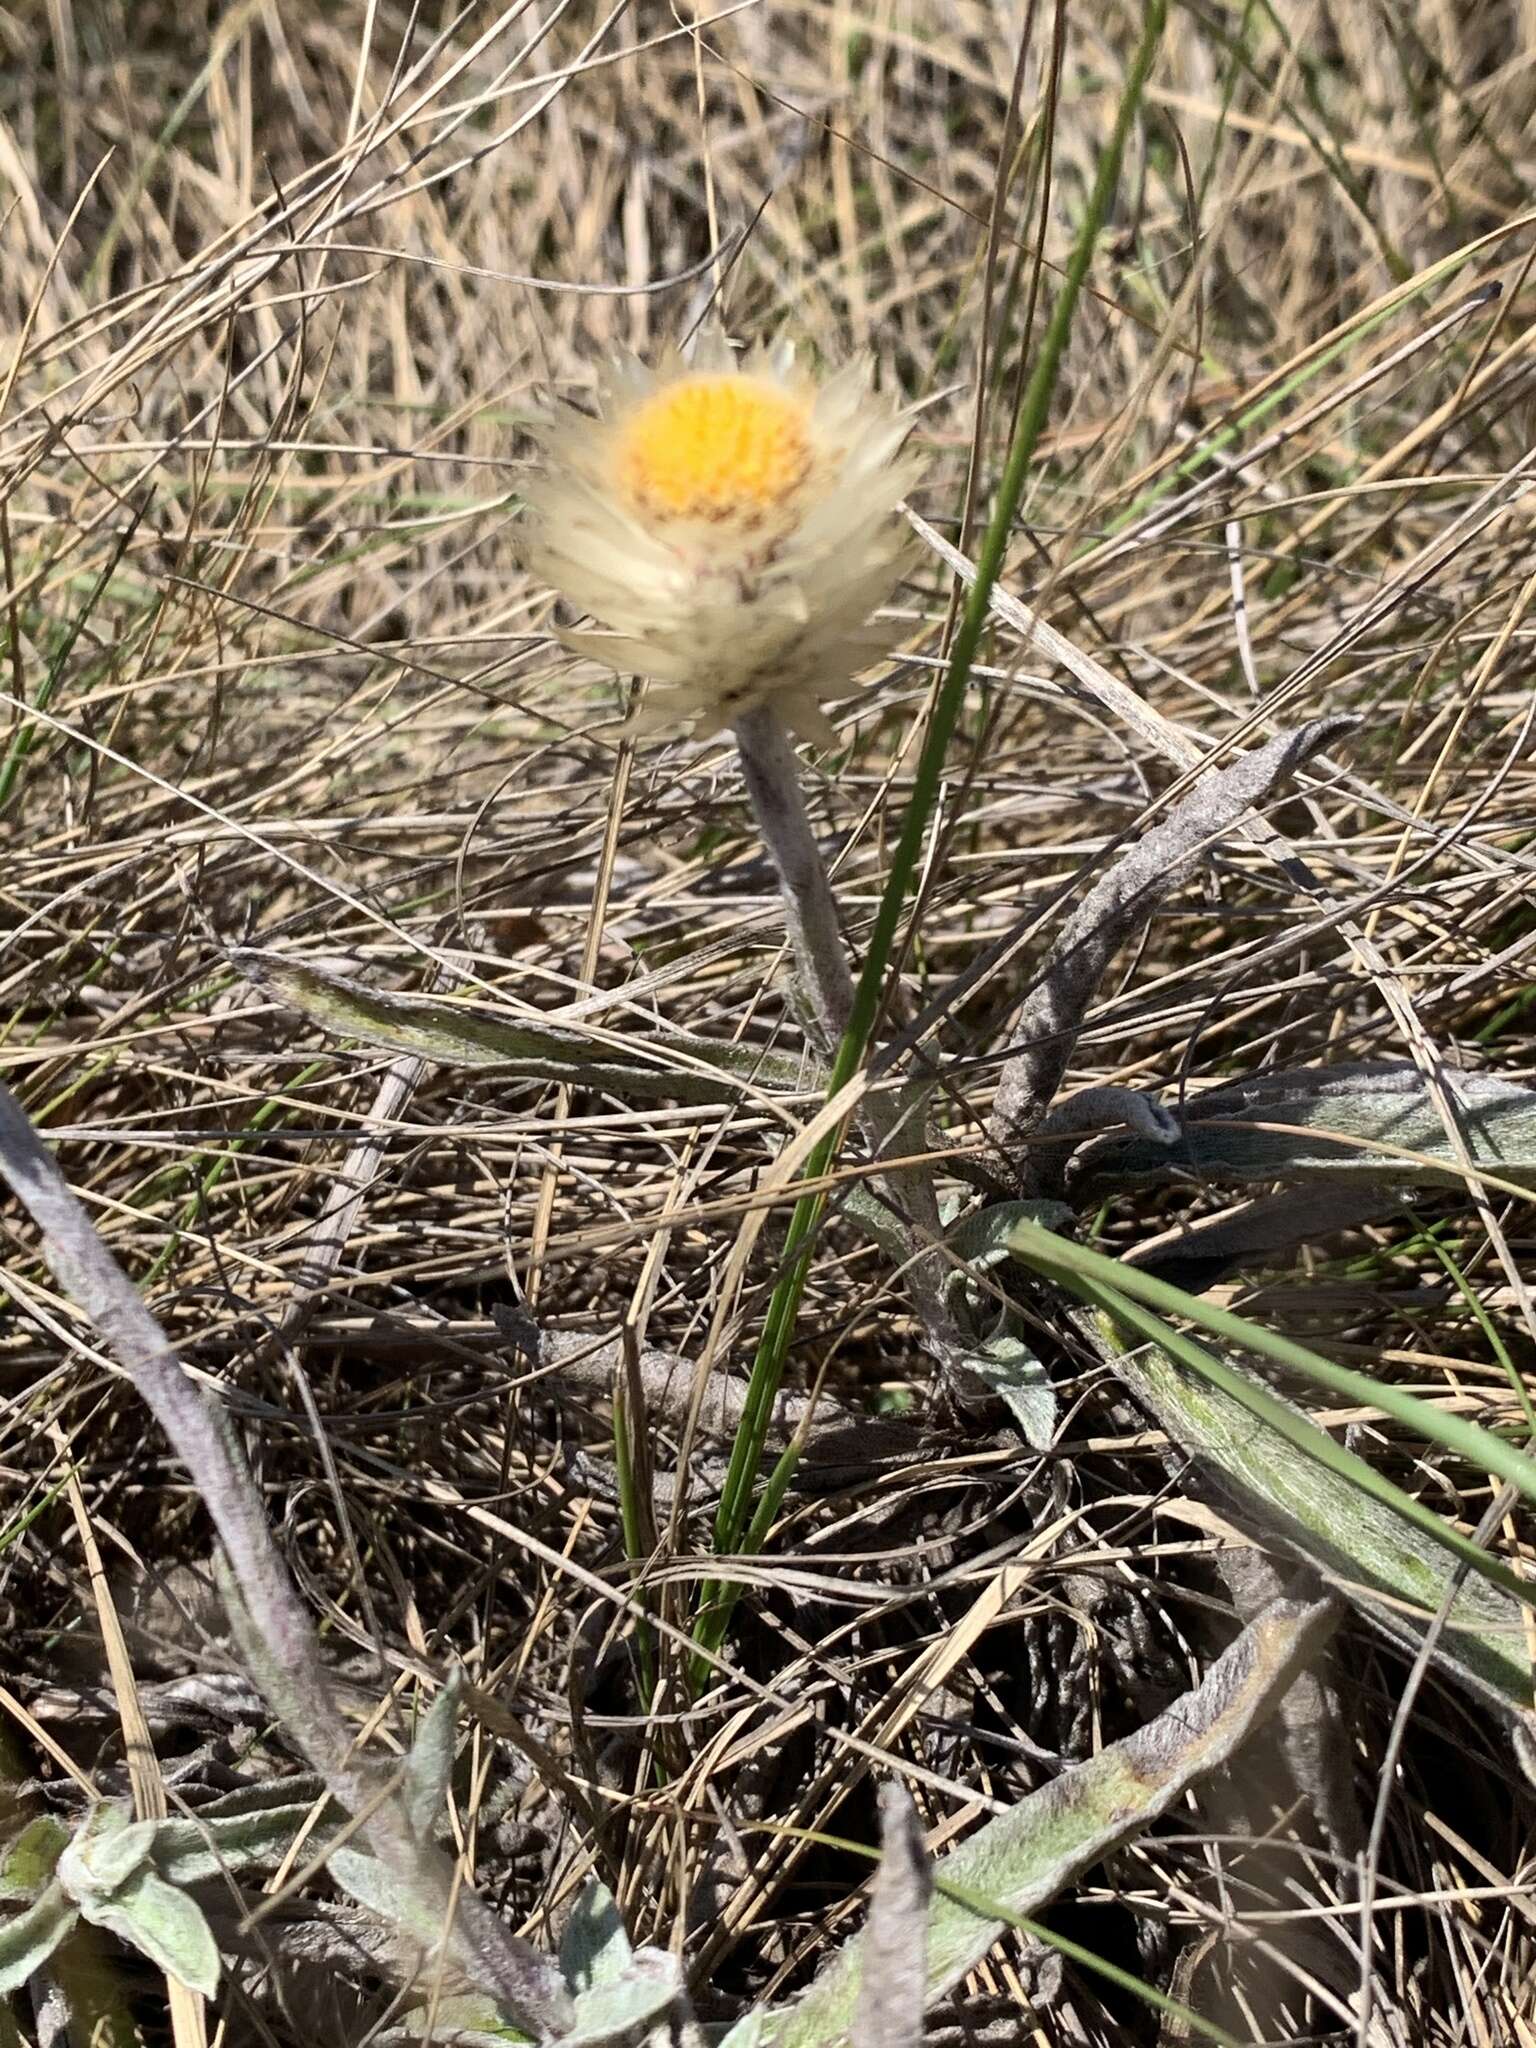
729,701,949,1300
0,1081,572,2039
732,703,856,1054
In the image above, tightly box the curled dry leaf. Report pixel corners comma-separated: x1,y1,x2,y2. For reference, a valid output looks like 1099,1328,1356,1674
1067,1060,1536,1199
851,1786,931,2048
989,716,1357,1167
738,1593,1335,2048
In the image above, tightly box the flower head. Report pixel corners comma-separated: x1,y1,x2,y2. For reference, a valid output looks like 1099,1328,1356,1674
521,331,922,742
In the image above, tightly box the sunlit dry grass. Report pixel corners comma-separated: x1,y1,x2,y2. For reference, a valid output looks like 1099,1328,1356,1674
4,3,1536,2041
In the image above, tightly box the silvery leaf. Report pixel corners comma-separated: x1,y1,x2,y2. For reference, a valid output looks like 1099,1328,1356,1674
0,1881,78,1995
236,950,801,1104
959,1331,1057,1450
77,1865,220,1998
57,1807,156,1903
1068,1061,1536,1198
327,1846,418,1923
562,1949,681,2046
559,1879,632,1996
716,2017,768,2048
943,1201,1070,1330
152,1803,328,1886
193,1774,327,1819
946,1201,1073,1290
373,1992,535,2046
943,1202,1068,1448
404,1672,464,1840
853,1787,929,2048
755,1599,1333,2047
327,1845,450,1952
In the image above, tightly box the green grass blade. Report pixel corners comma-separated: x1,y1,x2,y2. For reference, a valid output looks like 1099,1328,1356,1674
701,0,1169,1633
1008,1220,1536,1512
1006,1222,1536,1711
0,511,143,813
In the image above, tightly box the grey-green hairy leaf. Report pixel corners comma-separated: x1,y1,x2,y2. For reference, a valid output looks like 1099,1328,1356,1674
327,1845,442,1946
1104,1331,1532,1714
841,1180,924,1271
57,1808,157,1902
379,2032,529,2048
77,1866,220,1999
959,1332,1056,1450
375,1996,535,2048
1007,1216,1536,1717
1124,1185,1403,1285
718,2018,768,2048
944,1201,1073,1282
746,1596,1334,2048
0,1814,68,1902
0,1880,78,1994
236,949,804,1104
0,1077,573,2039
852,1787,929,2048
561,1949,681,2046
559,1880,632,1996
1068,1062,1536,1198
404,1672,464,1841
989,717,1356,1152
192,1773,327,1820
945,1203,1071,1449
151,1802,332,1886
1011,1217,1536,1527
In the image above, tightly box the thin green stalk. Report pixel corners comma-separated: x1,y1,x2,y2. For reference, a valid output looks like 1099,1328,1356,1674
1096,249,1500,549
1009,1218,1536,1539
1085,1277,1535,1610
1420,1227,1536,1440
1240,0,1411,280
0,514,141,812
698,0,1168,1652
141,1059,330,1286
611,1377,657,1706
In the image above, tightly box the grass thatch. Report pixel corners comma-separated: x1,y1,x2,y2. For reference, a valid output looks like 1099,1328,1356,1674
5,3,1536,2043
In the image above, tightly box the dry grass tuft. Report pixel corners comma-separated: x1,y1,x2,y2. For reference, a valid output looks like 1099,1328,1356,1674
5,3,1536,2042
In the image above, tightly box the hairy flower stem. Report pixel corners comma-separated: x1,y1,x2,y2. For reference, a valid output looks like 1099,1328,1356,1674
707,712,957,1649
732,703,856,1052
731,703,947,1281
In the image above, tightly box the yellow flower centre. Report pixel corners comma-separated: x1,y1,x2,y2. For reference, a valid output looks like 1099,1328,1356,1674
615,375,812,528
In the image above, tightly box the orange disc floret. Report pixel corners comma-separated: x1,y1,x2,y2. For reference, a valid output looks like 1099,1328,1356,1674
615,374,813,527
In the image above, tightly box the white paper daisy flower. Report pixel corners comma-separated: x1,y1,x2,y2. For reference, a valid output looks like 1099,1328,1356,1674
520,331,923,743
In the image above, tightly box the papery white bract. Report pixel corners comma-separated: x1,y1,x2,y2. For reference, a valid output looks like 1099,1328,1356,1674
520,332,922,742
